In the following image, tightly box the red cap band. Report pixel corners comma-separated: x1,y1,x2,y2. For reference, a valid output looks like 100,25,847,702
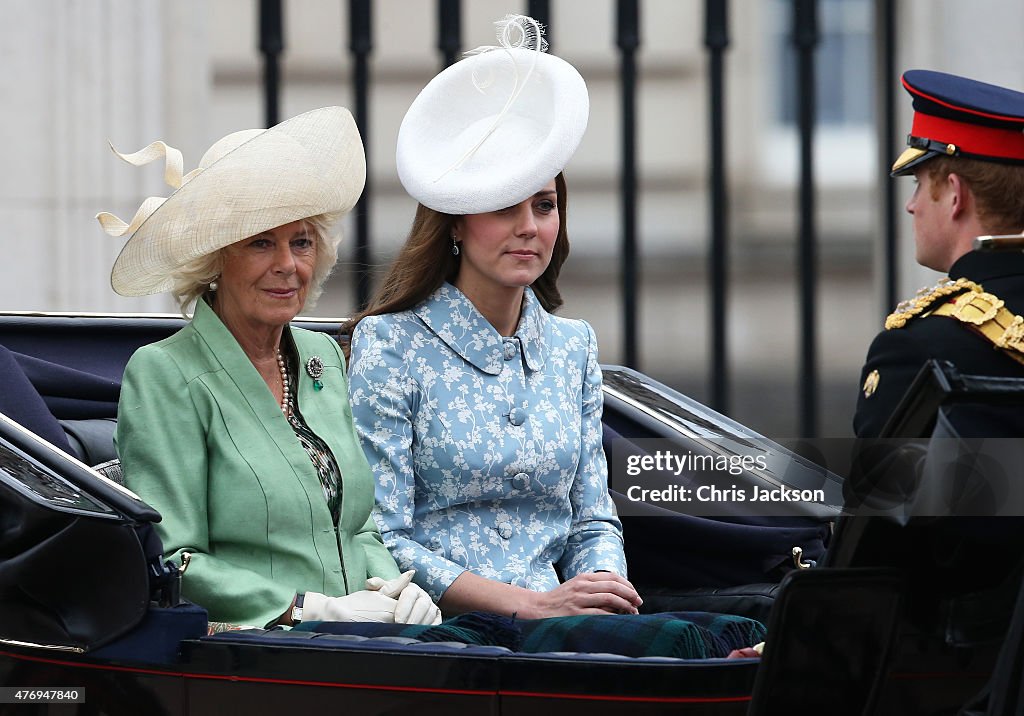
911,112,1024,162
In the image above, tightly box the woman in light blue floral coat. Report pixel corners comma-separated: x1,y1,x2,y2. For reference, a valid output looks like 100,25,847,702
347,171,641,619
344,15,641,619
345,15,642,619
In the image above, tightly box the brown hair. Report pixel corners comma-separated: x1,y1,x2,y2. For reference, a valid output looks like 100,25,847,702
341,173,571,346
927,156,1024,234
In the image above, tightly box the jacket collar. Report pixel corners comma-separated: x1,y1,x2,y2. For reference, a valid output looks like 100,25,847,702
190,298,293,421
412,283,548,375
950,249,1024,283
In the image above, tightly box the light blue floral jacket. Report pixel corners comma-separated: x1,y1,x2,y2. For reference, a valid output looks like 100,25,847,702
348,283,627,601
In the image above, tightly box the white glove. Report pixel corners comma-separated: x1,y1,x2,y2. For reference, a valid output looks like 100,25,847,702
302,590,398,623
365,570,442,626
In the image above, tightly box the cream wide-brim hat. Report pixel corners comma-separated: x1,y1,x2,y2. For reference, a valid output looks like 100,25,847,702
97,106,365,296
396,18,588,215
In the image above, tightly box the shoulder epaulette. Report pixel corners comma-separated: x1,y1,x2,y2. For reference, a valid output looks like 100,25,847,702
884,277,977,329
886,277,1024,365
931,288,1024,364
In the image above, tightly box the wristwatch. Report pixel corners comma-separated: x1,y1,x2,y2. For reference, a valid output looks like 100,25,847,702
290,592,305,625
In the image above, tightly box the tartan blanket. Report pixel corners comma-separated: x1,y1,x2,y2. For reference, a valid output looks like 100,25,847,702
519,611,765,658
295,610,765,659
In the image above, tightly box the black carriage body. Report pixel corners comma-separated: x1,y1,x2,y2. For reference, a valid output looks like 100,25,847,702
0,312,1017,715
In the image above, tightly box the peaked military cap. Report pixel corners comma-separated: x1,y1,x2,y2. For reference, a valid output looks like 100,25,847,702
891,69,1024,176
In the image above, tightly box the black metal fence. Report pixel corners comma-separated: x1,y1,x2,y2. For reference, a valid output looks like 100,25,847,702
255,0,898,439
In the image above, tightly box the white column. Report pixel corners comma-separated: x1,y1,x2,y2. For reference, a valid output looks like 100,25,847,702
0,0,209,314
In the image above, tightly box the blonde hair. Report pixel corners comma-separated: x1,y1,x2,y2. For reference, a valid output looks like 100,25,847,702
171,214,339,315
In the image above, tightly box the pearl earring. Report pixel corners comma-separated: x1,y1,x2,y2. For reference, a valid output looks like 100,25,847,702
209,277,219,291
451,233,460,256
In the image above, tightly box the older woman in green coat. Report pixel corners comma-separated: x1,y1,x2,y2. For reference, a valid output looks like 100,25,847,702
101,107,440,629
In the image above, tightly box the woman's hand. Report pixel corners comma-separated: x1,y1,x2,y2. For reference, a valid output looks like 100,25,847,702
438,570,642,620
727,642,764,659
302,590,399,623
366,570,442,625
524,572,642,618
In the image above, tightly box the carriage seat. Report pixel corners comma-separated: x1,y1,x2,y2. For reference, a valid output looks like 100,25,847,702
61,418,118,466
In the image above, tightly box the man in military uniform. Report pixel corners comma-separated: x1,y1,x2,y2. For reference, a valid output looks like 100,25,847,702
854,70,1024,438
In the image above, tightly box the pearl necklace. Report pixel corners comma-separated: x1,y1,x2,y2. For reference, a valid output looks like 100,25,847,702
276,349,291,415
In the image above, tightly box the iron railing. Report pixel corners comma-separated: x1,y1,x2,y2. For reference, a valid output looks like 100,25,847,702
254,0,894,438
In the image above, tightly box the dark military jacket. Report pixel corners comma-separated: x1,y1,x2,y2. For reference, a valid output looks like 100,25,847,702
853,250,1024,438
